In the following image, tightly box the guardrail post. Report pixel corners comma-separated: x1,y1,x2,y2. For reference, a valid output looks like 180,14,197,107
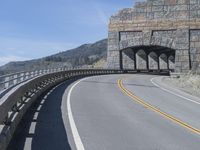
34,70,38,77
46,69,49,74
29,71,33,78
25,72,28,79
12,103,19,112
9,75,15,88
24,91,31,98
3,113,10,125
19,97,25,104
30,71,34,77
4,76,10,89
40,70,44,75
16,73,21,84
20,72,24,82
13,74,17,85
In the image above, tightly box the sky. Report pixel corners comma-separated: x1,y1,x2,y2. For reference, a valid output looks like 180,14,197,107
0,0,136,66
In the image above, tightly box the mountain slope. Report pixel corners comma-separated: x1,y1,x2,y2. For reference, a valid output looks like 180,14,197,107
0,39,107,75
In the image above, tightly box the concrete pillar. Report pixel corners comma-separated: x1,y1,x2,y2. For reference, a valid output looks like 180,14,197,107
136,49,147,70
167,56,170,70
107,31,120,69
149,52,158,70
107,50,121,69
122,48,135,70
120,51,123,70
174,29,190,72
159,53,168,69
168,55,175,70
146,52,149,71
133,50,137,70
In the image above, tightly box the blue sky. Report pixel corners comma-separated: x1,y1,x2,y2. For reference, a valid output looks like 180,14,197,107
0,0,136,66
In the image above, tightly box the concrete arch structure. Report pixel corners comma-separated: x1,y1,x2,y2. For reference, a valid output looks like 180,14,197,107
119,45,175,71
107,0,200,73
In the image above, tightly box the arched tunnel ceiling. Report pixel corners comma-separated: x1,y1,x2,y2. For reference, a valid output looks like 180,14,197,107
122,45,175,56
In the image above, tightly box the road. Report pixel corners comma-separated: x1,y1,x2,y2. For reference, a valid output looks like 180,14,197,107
8,74,200,150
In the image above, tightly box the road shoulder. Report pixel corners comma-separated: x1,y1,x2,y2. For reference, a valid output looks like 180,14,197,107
151,76,200,104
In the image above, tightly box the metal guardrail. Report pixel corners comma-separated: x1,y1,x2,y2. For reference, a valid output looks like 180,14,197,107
0,67,85,93
0,68,124,150
0,67,172,96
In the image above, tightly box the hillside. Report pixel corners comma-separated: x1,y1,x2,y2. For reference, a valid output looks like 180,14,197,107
0,39,107,75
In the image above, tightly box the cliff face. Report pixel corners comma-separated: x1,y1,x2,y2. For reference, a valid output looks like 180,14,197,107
0,39,107,75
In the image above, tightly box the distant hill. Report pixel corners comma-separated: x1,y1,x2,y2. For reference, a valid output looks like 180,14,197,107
0,39,107,75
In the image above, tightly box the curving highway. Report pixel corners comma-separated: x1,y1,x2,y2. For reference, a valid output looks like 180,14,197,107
8,74,200,150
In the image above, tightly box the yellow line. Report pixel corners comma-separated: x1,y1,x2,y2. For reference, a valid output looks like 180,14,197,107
117,79,200,135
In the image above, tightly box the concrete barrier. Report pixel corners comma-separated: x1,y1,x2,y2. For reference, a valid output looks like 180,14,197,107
0,69,123,150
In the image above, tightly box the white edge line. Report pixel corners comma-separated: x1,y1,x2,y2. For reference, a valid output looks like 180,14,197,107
67,78,87,150
151,77,200,105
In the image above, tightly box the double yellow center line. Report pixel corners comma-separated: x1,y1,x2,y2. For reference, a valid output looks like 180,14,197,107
117,79,200,135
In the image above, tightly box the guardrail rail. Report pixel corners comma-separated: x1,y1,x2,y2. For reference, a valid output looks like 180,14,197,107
0,68,124,150
0,67,77,94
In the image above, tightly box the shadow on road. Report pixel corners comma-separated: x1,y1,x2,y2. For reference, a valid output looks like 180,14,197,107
7,79,79,150
83,80,156,88
82,80,117,85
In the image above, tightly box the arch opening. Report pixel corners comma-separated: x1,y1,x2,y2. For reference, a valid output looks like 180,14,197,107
120,45,175,72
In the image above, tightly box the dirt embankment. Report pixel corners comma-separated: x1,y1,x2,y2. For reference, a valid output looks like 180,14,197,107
164,73,200,98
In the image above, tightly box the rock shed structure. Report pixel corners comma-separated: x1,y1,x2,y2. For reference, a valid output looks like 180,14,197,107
107,0,200,72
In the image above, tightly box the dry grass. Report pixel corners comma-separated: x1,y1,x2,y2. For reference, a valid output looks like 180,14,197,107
92,58,107,68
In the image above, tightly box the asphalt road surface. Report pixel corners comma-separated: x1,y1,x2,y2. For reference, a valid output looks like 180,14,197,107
8,74,200,150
